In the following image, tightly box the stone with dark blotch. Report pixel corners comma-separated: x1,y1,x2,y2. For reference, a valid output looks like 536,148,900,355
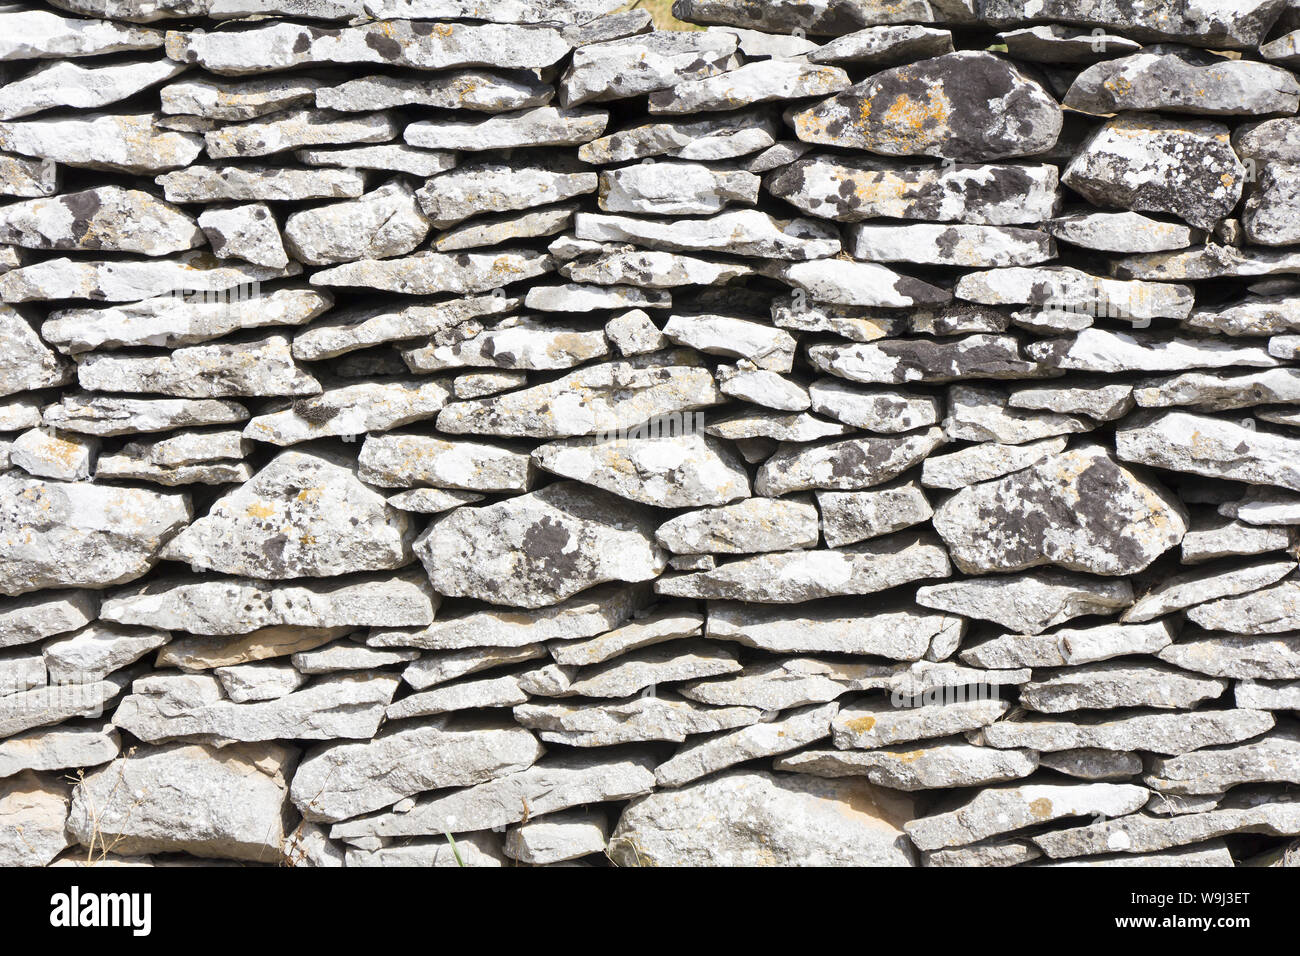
791,52,1061,162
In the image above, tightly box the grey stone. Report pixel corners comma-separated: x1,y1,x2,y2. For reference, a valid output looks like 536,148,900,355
916,571,1134,634
1021,662,1227,713
973,709,1276,756
656,497,818,554
649,59,849,114
0,186,200,255
560,31,739,106
654,703,837,787
1117,411,1300,492
77,335,319,399
198,203,287,268
416,159,596,228
707,600,960,660
514,693,759,747
0,112,201,174
960,620,1175,669
778,741,1037,790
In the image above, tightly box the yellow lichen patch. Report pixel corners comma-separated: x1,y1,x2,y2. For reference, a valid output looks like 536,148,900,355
843,715,877,734
877,84,951,152
245,501,276,519
886,749,923,763
1028,797,1053,819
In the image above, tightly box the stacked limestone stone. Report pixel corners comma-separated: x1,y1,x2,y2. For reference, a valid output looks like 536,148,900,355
3,0,1300,867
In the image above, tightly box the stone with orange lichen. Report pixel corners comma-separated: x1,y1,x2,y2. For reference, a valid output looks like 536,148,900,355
778,740,1037,790
792,52,1060,161
1066,47,1300,117
160,447,413,579
559,31,738,107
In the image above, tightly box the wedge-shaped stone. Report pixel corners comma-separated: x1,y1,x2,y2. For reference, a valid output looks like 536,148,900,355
0,592,97,651
1126,559,1295,623
778,741,1037,791
156,626,353,672
608,768,916,866
433,203,578,253
1062,114,1244,230
706,410,849,443
916,571,1134,635
534,432,749,508
112,671,399,744
655,703,837,788
291,718,543,823
161,448,412,578
547,603,701,666
956,266,1192,320
681,657,898,711
316,71,552,113
406,106,607,151
0,9,161,60
975,709,1275,756
656,530,951,603
42,395,248,436
0,252,299,302
656,497,818,555
575,210,839,260
101,569,436,636
1,474,190,596
415,159,596,228
357,433,531,493
0,186,200,255
1184,296,1300,337
649,59,849,113
579,109,778,164
243,379,450,446
330,752,656,840
1021,662,1227,713
933,443,1187,576
961,620,1175,669
1237,680,1300,710
0,669,136,738
818,482,934,547
808,380,941,432
67,741,294,862
417,481,665,609
299,144,457,178
309,249,552,295
1166,634,1300,681
766,156,1059,225
1182,516,1292,564
921,436,1068,490
810,24,954,65
849,223,1053,268
662,314,794,370
707,600,960,659
980,0,1282,49
514,693,759,747
43,623,167,684
995,24,1140,62
0,112,201,173
0,723,119,779
156,164,365,202
944,384,1091,444
387,674,528,720
167,20,572,75
401,317,607,372
755,428,945,496
905,783,1150,851
1185,578,1300,635
564,639,740,698
560,31,738,106
1116,411,1300,493
1132,368,1300,411
77,334,319,398
762,259,950,308
807,334,1040,385
161,74,325,120
832,693,1008,746
0,305,71,397
291,293,514,361
1145,727,1300,795
371,583,643,651
792,52,1061,161
1047,209,1194,254
284,180,429,266
437,359,721,439
0,57,185,121
1066,48,1300,116
291,641,417,675
1029,329,1276,375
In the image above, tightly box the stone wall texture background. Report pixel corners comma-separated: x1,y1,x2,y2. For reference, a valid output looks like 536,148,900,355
2,0,1300,867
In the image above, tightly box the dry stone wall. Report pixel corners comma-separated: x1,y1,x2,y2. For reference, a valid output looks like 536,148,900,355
3,0,1300,867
